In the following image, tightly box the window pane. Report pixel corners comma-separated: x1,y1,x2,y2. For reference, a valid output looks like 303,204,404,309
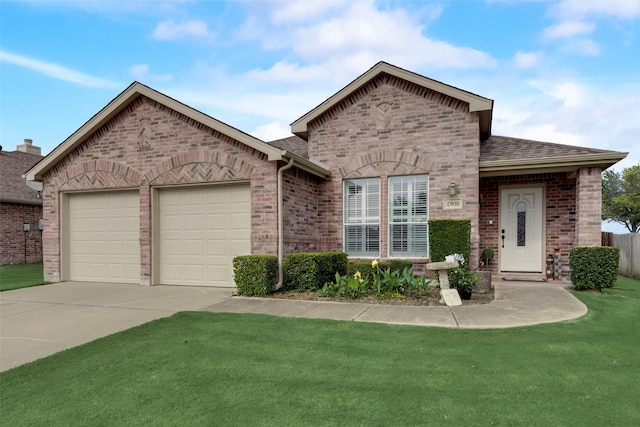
344,178,380,257
388,175,428,257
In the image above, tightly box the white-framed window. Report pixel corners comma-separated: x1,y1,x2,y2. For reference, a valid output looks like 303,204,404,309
388,175,428,257
344,178,380,257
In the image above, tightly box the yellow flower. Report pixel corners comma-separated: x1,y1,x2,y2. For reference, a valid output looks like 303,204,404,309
371,260,378,268
354,271,362,280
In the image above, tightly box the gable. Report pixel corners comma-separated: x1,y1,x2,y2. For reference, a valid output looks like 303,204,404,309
291,61,493,140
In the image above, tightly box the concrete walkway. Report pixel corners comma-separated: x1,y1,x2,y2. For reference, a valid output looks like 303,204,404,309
1,280,587,372
207,281,588,328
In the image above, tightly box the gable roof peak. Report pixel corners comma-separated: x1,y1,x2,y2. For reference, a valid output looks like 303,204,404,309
290,61,494,140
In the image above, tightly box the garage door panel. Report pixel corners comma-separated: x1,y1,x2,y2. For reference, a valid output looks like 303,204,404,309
157,185,250,287
68,191,140,284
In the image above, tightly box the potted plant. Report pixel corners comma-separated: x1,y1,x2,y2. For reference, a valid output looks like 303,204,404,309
445,253,480,300
481,248,495,269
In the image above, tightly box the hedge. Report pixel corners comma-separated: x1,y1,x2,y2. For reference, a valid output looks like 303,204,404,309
569,246,620,291
232,255,278,296
283,252,348,291
428,219,471,263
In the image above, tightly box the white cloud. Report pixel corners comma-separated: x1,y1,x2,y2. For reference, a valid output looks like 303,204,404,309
542,20,595,40
152,19,213,41
530,80,587,107
0,49,118,88
552,0,640,20
129,63,173,82
270,0,347,24
250,121,292,141
512,51,543,69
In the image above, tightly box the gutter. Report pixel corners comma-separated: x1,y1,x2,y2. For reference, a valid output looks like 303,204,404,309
275,157,295,290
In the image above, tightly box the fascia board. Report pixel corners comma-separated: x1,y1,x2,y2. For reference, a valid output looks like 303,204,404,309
479,152,629,174
283,151,331,179
291,62,493,136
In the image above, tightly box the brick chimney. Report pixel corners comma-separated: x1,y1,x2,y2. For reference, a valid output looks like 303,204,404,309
16,138,41,155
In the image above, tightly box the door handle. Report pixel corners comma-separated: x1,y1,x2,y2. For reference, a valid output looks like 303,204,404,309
501,229,505,248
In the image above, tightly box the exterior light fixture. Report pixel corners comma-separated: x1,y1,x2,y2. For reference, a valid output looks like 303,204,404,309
448,181,458,196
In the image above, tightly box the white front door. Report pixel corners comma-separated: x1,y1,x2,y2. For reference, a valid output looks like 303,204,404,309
500,187,544,273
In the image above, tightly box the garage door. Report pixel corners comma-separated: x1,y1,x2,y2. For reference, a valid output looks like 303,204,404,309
68,191,140,283
157,184,250,287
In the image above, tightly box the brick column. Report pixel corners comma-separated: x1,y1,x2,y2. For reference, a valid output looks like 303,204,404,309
575,167,602,247
139,184,151,286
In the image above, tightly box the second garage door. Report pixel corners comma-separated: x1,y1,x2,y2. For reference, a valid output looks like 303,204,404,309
157,184,250,287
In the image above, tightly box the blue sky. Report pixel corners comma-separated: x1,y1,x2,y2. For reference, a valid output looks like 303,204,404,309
1,0,639,231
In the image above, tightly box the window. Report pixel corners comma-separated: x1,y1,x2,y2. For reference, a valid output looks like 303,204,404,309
344,178,380,257
388,175,428,257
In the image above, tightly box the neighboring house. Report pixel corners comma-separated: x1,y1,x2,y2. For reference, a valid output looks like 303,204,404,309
25,62,627,286
1,139,44,264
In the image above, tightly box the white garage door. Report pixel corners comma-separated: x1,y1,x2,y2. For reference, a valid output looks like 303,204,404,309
157,184,250,287
68,191,140,283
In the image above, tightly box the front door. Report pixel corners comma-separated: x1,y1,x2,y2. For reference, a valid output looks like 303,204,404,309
500,187,544,272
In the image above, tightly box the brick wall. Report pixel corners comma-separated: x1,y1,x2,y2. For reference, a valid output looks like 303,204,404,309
479,173,576,275
41,95,278,284
576,167,602,247
0,202,43,264
282,167,320,253
307,74,481,267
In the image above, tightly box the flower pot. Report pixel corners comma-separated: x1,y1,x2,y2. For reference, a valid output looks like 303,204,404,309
459,290,472,300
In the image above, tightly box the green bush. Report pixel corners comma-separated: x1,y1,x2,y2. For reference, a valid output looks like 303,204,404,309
283,252,348,291
347,259,413,282
233,255,278,296
570,246,620,291
428,219,471,262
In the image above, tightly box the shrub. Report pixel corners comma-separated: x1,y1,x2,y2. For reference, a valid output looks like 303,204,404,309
428,219,471,263
284,252,348,291
233,255,278,296
570,246,620,291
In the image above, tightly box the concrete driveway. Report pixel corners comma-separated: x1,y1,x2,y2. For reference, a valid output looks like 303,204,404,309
0,282,233,372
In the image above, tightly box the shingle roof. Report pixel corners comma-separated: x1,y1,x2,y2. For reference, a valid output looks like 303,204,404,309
266,135,308,158
0,150,43,205
480,135,614,162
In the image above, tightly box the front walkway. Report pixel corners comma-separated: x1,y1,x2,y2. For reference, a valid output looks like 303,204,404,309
206,281,588,328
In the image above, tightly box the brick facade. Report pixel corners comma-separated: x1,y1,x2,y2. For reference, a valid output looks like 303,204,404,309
575,167,603,247
307,74,481,268
0,202,43,264
41,95,279,283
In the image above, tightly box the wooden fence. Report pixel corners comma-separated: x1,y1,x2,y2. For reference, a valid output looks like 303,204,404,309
602,232,640,280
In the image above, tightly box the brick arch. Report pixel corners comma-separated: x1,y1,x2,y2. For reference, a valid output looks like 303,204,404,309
55,160,143,190
340,150,433,178
146,151,254,185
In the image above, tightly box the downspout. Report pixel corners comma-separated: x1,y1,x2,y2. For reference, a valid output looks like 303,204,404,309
276,157,295,290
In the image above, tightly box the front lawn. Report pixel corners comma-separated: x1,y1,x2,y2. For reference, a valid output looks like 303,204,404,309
0,262,49,291
1,276,639,426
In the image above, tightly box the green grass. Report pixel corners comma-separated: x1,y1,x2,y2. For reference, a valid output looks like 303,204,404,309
1,277,639,426
0,262,50,291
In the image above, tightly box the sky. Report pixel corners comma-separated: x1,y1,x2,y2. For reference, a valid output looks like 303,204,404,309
1,0,639,232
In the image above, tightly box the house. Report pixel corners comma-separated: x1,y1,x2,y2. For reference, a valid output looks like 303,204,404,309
25,62,627,286
1,139,44,264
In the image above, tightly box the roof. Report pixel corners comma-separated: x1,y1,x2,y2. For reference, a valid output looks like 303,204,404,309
0,150,44,205
291,61,494,140
25,82,330,181
480,135,627,176
266,135,308,158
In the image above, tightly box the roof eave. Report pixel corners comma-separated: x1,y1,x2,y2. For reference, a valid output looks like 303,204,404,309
479,152,628,177
283,151,331,179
